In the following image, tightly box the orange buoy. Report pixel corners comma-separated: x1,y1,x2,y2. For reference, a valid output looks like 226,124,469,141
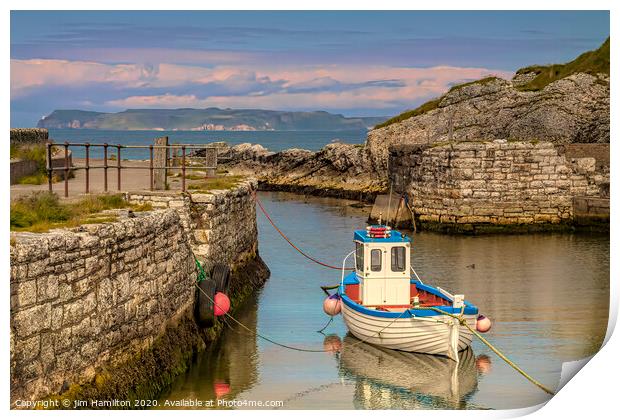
476,314,492,333
323,294,342,316
214,292,231,316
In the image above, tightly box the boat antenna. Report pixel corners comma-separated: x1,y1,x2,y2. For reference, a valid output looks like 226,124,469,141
386,182,393,227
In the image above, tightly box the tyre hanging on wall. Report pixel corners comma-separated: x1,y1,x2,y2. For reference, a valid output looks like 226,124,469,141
196,276,216,328
195,258,216,328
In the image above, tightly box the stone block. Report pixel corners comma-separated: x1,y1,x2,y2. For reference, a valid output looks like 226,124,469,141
37,276,59,302
16,280,37,307
12,303,52,337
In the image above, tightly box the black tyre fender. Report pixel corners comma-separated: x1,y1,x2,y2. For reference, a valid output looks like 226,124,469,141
195,276,216,328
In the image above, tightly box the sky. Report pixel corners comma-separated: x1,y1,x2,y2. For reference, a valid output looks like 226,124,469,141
10,11,610,127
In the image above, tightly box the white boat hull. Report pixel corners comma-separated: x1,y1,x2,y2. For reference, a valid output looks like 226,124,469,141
342,302,476,359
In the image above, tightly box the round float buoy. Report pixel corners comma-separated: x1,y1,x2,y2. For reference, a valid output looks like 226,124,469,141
476,314,492,333
323,294,342,316
214,292,231,316
475,355,492,374
213,381,231,398
323,334,342,353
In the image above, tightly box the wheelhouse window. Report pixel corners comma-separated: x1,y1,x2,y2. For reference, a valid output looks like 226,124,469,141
370,249,382,272
391,246,406,272
355,242,364,271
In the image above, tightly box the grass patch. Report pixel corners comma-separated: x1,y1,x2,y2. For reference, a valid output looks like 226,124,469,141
447,76,501,93
187,175,244,191
515,37,609,91
132,202,153,212
184,173,207,180
17,173,49,185
11,143,50,183
10,192,151,233
10,143,69,185
374,98,442,129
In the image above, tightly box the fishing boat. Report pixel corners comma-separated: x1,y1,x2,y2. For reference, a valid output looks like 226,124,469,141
324,225,489,362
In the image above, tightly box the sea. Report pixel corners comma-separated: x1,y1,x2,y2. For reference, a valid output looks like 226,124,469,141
47,128,368,160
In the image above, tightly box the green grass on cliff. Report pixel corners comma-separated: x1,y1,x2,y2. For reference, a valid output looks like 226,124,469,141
10,192,152,233
374,38,609,129
374,98,442,129
447,76,502,93
374,77,501,129
515,37,609,91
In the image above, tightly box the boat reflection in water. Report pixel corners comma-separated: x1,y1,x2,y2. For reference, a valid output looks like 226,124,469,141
335,334,486,409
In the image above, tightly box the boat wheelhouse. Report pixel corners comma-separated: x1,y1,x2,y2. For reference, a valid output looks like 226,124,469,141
338,225,480,361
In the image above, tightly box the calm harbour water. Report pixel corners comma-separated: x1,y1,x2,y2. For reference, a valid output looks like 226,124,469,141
158,192,609,410
47,128,367,159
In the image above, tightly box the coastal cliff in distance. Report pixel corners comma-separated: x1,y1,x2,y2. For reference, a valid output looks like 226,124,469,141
37,108,385,131
366,38,610,174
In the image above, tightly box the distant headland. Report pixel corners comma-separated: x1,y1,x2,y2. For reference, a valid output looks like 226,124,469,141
37,108,386,131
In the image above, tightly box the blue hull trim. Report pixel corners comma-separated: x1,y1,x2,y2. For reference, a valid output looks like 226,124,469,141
339,272,479,318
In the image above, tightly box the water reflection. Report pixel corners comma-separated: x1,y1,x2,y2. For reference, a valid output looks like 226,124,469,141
159,295,260,408
338,335,482,409
160,191,609,410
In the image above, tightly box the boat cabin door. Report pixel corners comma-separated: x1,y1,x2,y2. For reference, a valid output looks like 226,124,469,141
359,243,410,307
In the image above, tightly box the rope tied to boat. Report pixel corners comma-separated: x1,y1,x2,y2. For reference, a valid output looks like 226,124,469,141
428,307,556,396
254,193,355,271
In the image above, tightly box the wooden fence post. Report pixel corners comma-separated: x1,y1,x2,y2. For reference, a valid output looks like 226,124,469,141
153,136,169,190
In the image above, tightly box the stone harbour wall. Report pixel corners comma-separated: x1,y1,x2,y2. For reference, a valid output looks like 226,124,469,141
389,140,609,232
10,128,49,144
125,179,260,272
10,210,196,403
10,179,268,406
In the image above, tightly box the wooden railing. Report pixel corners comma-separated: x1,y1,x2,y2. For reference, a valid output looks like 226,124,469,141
45,141,218,197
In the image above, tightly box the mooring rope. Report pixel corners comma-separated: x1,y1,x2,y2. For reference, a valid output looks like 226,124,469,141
429,307,555,395
254,193,355,271
194,282,331,352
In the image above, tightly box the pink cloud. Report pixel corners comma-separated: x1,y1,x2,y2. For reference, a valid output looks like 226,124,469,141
12,57,513,112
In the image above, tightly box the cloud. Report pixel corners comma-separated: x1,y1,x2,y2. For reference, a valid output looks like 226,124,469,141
105,65,511,111
11,59,161,97
11,57,512,116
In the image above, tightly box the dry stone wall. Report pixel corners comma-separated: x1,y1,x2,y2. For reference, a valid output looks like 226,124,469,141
10,128,49,144
125,179,260,272
10,179,263,404
10,210,196,403
389,140,609,231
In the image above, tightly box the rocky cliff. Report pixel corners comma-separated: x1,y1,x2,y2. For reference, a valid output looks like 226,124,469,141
195,41,609,203
367,39,610,175
202,142,385,201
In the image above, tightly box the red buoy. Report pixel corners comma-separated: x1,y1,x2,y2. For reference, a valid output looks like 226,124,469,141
214,292,231,316
214,381,231,398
